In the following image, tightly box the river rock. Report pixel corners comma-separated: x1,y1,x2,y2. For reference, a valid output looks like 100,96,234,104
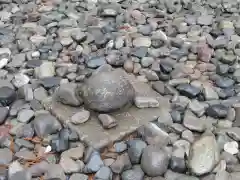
141,145,169,177
188,132,220,176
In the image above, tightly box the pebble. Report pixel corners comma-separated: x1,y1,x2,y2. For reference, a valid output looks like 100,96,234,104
33,114,61,138
206,104,228,118
121,166,144,180
176,84,201,98
61,144,85,160
133,37,151,47
71,110,90,124
224,141,239,155
35,62,55,79
85,151,104,173
57,83,83,106
141,145,169,177
127,139,147,164
59,156,82,174
95,166,113,180
12,74,29,88
134,96,159,108
0,107,8,124
98,114,117,129
0,86,16,106
17,109,34,123
0,148,13,165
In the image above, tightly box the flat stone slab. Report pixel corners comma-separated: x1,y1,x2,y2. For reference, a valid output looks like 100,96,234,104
43,74,170,149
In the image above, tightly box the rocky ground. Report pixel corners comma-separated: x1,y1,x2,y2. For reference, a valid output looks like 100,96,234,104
1,0,240,179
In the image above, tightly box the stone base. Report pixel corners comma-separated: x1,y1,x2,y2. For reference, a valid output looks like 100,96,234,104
43,74,170,149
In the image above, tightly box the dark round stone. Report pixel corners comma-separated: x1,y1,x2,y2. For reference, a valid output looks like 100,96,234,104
79,69,135,112
0,87,16,106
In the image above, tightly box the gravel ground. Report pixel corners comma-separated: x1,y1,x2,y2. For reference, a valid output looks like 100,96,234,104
1,0,240,180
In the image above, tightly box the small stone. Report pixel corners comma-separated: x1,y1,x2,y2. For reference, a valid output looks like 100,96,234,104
176,84,201,98
197,15,213,26
215,77,234,89
85,151,104,173
95,166,113,180
0,148,13,165
224,141,239,155
35,62,55,79
59,156,81,174
44,164,66,180
110,153,132,174
134,96,159,108
17,109,34,123
182,130,194,143
28,161,49,177
206,104,228,119
183,110,206,132
15,150,36,160
40,77,61,88
123,60,134,73
203,85,219,100
60,37,73,46
8,161,24,178
69,173,88,180
121,166,144,180
188,99,205,117
0,58,8,69
141,145,169,177
9,170,31,180
98,114,117,129
113,142,127,153
87,56,106,69
101,8,117,17
71,31,86,43
33,114,61,138
57,83,83,106
0,86,16,106
62,145,85,160
71,110,90,124
127,139,147,164
188,132,220,176
0,107,8,124
197,43,212,62
141,57,154,68
133,37,151,47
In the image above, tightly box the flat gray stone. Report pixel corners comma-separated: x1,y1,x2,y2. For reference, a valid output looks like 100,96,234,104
43,74,170,149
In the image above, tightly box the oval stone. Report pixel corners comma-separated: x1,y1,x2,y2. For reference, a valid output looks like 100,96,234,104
79,69,135,112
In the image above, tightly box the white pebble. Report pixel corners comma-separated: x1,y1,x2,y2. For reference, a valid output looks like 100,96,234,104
224,141,239,155
45,145,52,153
0,58,9,69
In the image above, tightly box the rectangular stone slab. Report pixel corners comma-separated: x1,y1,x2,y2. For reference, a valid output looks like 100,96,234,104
43,75,170,150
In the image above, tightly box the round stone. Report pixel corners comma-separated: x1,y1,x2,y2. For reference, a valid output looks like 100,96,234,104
79,69,135,112
224,141,239,155
141,146,169,177
0,86,16,106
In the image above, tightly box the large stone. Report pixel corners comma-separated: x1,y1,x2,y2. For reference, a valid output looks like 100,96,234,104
188,132,220,176
79,69,135,112
43,74,169,149
141,145,169,177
